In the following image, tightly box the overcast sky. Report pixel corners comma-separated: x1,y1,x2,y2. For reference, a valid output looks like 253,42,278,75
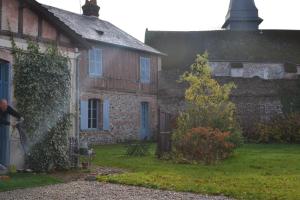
37,0,300,42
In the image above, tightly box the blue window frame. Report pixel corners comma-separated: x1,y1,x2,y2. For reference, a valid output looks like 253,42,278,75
140,57,150,83
89,48,103,77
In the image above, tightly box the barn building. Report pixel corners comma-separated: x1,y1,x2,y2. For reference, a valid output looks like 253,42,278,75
145,0,300,136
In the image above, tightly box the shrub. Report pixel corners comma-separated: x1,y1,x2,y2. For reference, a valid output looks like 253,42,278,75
125,140,150,157
174,127,235,164
255,113,300,144
26,114,72,172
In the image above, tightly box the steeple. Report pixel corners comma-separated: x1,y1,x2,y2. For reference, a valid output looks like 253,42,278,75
222,0,263,30
82,0,100,17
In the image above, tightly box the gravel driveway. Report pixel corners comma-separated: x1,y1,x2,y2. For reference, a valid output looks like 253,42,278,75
0,181,232,200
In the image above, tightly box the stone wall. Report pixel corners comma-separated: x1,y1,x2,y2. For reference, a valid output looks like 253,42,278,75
80,90,158,145
158,63,300,136
210,62,299,80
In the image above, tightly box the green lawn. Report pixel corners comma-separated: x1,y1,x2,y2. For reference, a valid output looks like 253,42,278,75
0,173,62,192
94,144,300,200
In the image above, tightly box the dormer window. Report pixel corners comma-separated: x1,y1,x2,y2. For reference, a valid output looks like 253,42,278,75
89,48,103,77
95,30,104,35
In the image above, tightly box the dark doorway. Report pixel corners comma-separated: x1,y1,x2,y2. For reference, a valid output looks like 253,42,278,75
0,62,9,166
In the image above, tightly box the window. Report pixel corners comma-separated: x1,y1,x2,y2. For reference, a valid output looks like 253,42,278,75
80,99,110,131
89,48,102,76
88,99,99,129
230,62,244,78
80,99,102,130
140,57,150,83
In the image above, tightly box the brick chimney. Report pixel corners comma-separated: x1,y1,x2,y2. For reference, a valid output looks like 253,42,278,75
82,0,100,17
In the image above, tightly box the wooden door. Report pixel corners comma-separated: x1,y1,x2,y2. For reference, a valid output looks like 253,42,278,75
140,102,150,139
0,63,9,166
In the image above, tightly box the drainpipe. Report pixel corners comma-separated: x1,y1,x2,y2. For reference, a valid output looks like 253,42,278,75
74,48,81,167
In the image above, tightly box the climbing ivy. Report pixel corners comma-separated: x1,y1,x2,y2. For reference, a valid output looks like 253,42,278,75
12,40,72,171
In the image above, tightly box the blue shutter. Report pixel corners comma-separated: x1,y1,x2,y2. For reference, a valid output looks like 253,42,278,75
140,57,150,83
140,57,144,82
89,48,102,76
96,49,102,76
146,59,150,83
103,99,110,131
80,100,88,130
89,49,95,75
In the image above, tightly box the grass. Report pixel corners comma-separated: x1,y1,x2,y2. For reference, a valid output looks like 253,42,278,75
93,143,300,200
0,173,62,192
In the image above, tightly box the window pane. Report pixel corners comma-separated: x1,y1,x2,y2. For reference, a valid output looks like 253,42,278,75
88,119,91,129
88,109,91,118
92,109,97,118
88,99,99,129
92,119,97,128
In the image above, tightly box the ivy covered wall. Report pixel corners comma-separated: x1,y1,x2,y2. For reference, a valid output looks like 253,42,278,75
12,41,73,171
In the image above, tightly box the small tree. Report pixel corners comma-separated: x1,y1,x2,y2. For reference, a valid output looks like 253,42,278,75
172,53,243,163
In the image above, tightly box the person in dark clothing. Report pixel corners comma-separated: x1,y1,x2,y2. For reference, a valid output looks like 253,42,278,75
0,99,22,126
0,99,27,154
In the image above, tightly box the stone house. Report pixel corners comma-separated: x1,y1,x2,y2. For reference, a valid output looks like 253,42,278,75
0,0,91,169
145,0,300,136
44,0,163,145
0,0,163,169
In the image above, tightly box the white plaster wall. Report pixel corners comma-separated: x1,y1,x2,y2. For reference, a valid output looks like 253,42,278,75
0,36,78,168
210,62,289,80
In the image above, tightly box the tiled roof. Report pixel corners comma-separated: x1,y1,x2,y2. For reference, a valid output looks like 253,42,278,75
43,5,163,55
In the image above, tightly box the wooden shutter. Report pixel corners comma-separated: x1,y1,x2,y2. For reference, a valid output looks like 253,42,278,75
95,48,102,76
140,57,144,82
80,100,88,130
89,48,102,76
145,58,150,83
89,49,95,75
103,99,110,131
140,57,150,83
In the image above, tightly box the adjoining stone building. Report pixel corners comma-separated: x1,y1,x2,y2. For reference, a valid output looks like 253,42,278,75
145,0,300,136
44,0,163,145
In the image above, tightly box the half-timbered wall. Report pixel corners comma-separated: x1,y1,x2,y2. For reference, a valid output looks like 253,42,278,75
0,0,71,46
0,0,80,168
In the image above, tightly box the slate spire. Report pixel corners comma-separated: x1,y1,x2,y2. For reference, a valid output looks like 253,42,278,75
82,0,100,17
222,0,263,30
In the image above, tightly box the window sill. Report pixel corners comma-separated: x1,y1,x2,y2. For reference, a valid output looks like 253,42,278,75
89,75,103,79
80,129,109,132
